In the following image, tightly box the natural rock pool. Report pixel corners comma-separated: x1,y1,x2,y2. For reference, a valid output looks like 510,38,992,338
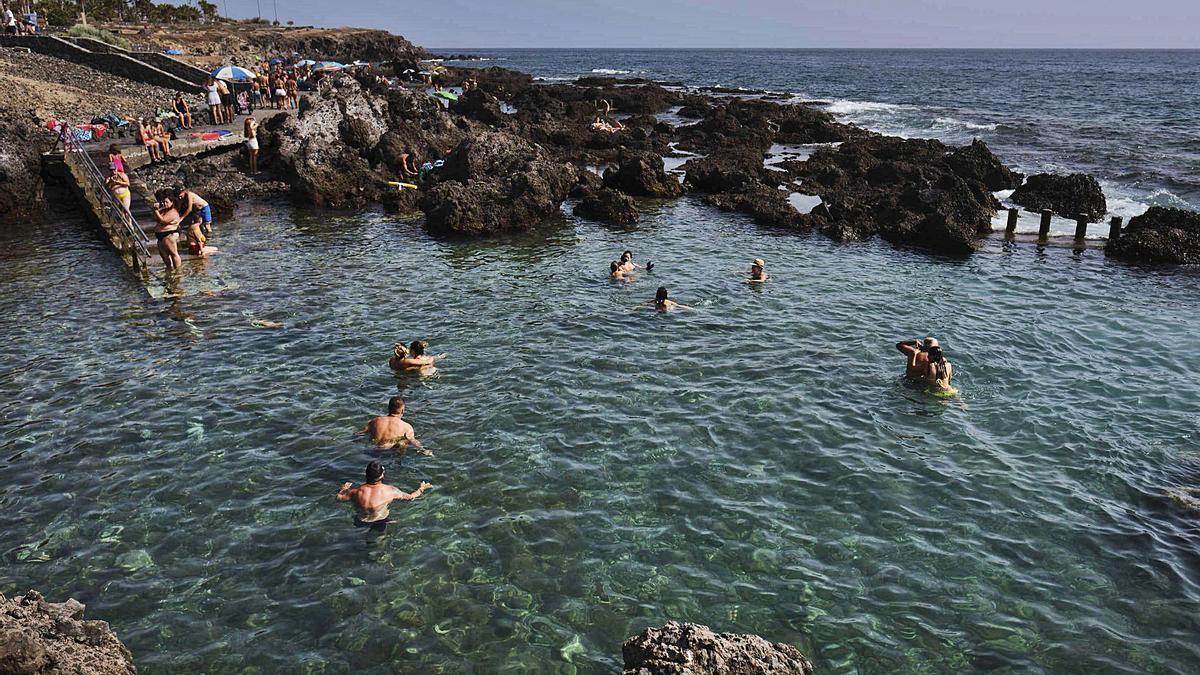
1,198,1198,673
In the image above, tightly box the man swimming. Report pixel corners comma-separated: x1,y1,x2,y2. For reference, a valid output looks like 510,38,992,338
749,258,768,282
360,397,430,455
336,460,431,532
896,336,938,380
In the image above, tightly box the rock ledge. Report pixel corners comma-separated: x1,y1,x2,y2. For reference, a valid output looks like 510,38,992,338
622,621,813,675
0,590,136,675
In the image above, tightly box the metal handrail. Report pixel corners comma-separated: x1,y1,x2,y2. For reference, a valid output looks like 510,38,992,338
60,124,154,265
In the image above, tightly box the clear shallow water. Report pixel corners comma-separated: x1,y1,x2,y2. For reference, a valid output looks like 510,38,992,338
2,198,1200,673
447,49,1200,220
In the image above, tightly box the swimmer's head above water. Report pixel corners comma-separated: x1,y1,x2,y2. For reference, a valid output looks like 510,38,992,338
393,342,409,358
365,460,384,484
409,340,427,357
388,397,405,415
655,286,669,303
923,337,939,351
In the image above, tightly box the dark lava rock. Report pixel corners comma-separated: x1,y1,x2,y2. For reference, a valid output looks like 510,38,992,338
0,119,47,227
684,151,769,194
0,590,136,674
574,188,640,225
1011,172,1107,219
570,169,604,198
419,130,575,235
622,621,813,675
704,183,808,230
949,139,1024,191
451,89,508,127
1106,206,1200,264
798,136,1015,253
603,152,684,198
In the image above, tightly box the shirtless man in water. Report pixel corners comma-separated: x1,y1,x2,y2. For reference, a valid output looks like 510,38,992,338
336,460,431,531
896,336,938,380
360,397,430,455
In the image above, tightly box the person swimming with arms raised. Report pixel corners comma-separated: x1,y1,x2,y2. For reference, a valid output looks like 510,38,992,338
896,336,938,380
389,340,445,371
749,258,768,282
336,460,431,532
360,397,431,455
923,344,957,396
652,286,691,312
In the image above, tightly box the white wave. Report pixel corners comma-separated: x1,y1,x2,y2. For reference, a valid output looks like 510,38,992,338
824,99,908,115
590,68,634,75
932,116,999,132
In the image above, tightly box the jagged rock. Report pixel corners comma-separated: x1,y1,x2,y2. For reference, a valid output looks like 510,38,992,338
1010,173,1107,219
797,136,1014,253
703,183,808,229
683,151,768,193
574,188,640,225
603,152,683,198
451,89,508,127
570,169,604,198
1106,206,1200,264
0,590,136,675
273,75,392,208
419,131,575,235
947,139,1024,191
622,622,813,675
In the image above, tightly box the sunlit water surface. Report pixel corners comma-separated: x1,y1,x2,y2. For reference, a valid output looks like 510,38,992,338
2,199,1199,674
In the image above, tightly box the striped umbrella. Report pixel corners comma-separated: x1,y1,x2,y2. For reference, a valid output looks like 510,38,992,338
211,65,257,81
313,61,346,72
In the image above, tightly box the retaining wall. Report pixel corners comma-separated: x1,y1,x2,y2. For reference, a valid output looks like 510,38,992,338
0,35,202,92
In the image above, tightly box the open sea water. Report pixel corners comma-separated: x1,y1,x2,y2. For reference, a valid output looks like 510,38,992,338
2,50,1200,674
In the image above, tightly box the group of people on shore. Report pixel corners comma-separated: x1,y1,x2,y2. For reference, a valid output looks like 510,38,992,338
337,340,448,531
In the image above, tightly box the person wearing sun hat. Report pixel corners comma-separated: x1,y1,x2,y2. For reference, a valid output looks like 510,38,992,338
749,258,768,282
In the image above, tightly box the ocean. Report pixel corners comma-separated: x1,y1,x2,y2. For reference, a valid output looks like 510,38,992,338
1,50,1198,674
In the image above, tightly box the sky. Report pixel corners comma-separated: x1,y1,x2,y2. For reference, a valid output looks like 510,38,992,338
212,0,1200,49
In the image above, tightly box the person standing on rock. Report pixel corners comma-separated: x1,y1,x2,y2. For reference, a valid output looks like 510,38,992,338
205,77,221,125
359,397,431,455
217,79,234,123
244,117,259,175
2,6,16,35
896,336,938,380
337,461,432,532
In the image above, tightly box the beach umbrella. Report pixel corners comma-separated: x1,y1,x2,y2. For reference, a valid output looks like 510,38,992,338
211,65,257,81
313,61,346,72
163,48,183,55
269,57,285,65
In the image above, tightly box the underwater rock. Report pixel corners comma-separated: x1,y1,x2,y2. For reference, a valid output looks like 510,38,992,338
1010,172,1107,220
1106,206,1200,265
0,590,136,674
622,621,813,675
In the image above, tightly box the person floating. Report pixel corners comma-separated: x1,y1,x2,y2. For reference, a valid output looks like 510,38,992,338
923,344,956,396
336,460,431,532
653,286,691,312
389,340,445,371
360,396,430,455
896,336,938,380
749,258,768,282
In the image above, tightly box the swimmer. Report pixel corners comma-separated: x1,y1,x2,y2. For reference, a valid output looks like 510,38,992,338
360,397,430,455
923,345,956,395
652,286,691,312
336,460,431,532
749,258,769,282
896,336,938,380
619,250,653,273
390,340,445,370
610,260,628,280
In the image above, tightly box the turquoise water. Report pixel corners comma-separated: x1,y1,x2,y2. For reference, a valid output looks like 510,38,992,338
2,198,1199,673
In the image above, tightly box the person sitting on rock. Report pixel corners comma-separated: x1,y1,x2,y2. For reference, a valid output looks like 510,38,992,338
173,92,193,130
896,336,938,380
138,118,163,163
652,286,691,312
359,397,430,455
336,460,431,532
749,258,768,282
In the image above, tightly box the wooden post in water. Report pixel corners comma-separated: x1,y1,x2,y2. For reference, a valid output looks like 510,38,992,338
1006,208,1019,234
1109,216,1124,240
1038,209,1052,240
1074,214,1089,240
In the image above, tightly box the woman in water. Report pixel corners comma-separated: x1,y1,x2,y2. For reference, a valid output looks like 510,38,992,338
389,341,446,370
152,189,183,271
620,250,652,273
653,287,691,312
923,345,956,396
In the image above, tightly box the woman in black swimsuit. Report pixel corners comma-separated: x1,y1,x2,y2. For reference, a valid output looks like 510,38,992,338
152,189,183,271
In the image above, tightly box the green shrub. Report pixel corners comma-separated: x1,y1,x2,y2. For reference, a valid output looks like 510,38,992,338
65,24,132,50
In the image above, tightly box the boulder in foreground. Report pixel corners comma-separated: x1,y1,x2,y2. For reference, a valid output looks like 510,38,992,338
0,590,136,675
1010,172,1107,220
622,621,813,675
1106,206,1200,264
574,188,640,225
